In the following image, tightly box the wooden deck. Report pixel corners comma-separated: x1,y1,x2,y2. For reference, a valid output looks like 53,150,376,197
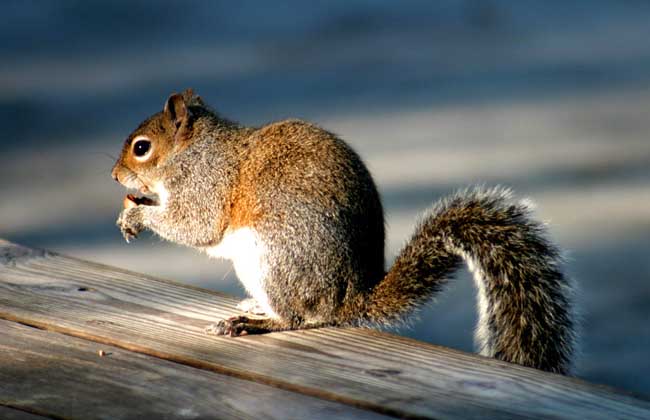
1,239,648,419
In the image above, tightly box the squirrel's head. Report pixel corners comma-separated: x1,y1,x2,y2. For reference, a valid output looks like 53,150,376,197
111,89,204,193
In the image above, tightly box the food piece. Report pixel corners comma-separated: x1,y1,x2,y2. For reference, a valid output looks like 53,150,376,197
123,194,157,209
123,194,137,209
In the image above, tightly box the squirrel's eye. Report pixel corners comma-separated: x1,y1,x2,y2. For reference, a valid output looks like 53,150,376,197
133,140,151,158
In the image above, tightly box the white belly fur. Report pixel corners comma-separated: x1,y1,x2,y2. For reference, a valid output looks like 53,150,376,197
205,227,278,318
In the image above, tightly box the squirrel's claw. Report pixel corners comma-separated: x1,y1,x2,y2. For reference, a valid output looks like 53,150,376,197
117,222,139,243
121,228,138,243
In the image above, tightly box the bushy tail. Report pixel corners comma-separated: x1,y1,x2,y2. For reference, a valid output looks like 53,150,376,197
358,187,575,374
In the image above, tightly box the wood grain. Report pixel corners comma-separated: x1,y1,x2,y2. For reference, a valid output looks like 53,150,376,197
0,319,388,420
1,239,649,419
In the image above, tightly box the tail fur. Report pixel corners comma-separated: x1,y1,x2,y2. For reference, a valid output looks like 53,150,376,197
357,187,575,374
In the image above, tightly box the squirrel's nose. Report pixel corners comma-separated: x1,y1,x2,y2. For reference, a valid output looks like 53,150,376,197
111,166,120,183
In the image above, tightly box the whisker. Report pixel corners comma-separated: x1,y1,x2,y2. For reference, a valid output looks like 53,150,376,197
220,265,234,283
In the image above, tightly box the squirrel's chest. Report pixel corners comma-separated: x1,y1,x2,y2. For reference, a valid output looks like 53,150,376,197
205,227,276,317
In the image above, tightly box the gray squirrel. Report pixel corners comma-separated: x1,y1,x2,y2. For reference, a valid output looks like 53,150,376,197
112,89,576,374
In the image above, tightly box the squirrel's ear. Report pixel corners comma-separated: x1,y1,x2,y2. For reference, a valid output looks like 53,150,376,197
181,88,205,106
181,88,195,103
164,92,189,131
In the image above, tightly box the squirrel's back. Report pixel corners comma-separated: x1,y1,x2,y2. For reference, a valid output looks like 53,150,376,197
226,119,386,323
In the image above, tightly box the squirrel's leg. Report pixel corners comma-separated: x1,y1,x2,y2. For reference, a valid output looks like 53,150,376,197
117,198,223,248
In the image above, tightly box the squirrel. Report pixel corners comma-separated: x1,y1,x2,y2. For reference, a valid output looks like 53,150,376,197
111,89,576,374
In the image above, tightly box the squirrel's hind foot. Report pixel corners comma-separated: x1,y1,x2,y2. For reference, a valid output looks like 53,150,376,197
204,315,287,337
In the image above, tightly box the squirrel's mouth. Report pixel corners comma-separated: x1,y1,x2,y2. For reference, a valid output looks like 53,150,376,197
117,172,160,207
124,186,160,207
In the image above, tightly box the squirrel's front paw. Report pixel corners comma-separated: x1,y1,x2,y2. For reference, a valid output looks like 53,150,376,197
116,207,145,243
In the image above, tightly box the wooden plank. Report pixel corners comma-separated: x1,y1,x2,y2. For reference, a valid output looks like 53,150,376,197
1,239,649,419
0,406,49,420
0,319,389,420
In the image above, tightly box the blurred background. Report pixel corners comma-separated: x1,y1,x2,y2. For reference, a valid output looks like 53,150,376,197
1,0,649,396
